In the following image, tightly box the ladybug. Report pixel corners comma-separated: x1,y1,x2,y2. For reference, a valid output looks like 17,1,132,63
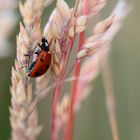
26,37,51,77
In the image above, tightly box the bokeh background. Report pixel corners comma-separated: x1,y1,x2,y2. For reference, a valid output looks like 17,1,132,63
0,0,139,140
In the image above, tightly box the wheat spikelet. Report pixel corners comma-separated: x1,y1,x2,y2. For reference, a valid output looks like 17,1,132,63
10,24,42,140
77,0,106,17
35,74,49,96
73,0,131,115
10,0,53,140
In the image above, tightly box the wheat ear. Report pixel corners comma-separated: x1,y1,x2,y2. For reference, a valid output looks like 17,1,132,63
10,0,53,140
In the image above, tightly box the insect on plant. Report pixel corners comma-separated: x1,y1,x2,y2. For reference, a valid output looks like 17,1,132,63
25,37,51,77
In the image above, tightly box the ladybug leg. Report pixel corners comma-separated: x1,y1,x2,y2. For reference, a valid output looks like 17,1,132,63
26,61,36,71
38,43,41,48
20,64,28,69
24,51,35,56
34,49,40,56
24,47,40,56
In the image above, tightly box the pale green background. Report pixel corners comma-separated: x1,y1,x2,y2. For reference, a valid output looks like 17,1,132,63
0,0,139,140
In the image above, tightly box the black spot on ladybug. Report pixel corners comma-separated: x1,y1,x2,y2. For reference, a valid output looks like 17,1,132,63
35,72,40,76
46,64,50,69
40,58,44,63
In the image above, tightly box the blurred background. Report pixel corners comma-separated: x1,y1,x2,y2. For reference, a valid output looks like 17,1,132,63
0,0,139,140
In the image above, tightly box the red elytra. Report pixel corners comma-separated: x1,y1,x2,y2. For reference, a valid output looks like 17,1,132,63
27,51,51,77
26,38,51,77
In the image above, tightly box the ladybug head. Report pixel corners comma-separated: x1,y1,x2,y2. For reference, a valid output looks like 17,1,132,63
40,37,49,51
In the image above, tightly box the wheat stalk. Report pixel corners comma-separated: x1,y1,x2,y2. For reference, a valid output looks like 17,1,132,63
10,23,42,140
10,0,53,140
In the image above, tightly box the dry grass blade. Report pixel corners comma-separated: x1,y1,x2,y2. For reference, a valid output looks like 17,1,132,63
101,55,120,140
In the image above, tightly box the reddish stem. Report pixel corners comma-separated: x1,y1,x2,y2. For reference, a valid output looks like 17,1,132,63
64,0,89,140
63,26,85,140
51,81,59,140
51,38,75,140
63,35,83,140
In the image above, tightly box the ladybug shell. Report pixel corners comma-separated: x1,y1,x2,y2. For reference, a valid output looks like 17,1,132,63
28,51,51,77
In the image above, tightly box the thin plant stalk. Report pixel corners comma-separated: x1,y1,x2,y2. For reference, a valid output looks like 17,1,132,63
101,55,120,140
51,41,73,140
73,0,80,14
64,1,89,140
